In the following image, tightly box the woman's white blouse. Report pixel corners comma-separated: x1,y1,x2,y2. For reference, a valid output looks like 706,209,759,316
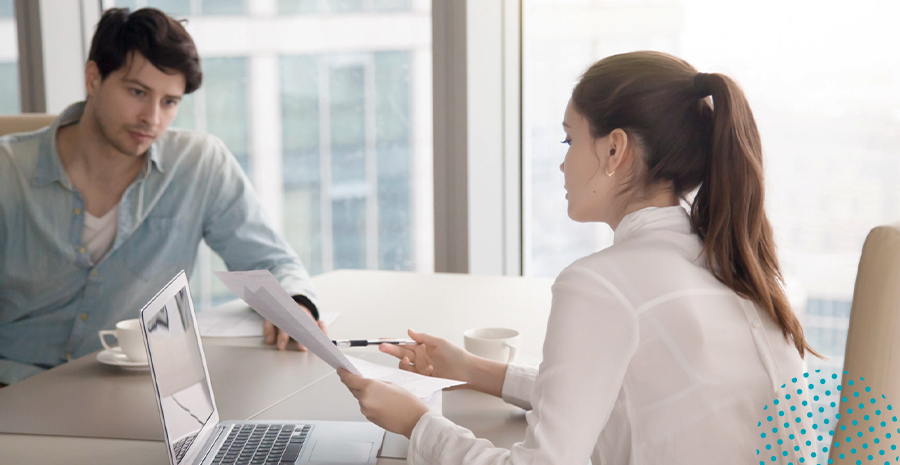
408,206,815,464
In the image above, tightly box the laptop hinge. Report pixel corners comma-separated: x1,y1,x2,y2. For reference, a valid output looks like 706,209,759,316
196,425,227,465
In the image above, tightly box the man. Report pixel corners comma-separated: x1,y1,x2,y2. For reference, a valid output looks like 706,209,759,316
0,8,322,386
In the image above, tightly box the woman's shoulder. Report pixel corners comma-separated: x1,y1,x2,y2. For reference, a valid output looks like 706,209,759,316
554,234,725,310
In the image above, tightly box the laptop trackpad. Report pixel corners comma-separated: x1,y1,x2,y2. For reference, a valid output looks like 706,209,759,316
309,441,374,462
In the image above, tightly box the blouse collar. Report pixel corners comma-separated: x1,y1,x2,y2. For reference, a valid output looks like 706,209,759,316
613,205,692,245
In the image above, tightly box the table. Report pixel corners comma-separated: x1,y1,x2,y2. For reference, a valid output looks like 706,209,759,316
0,270,553,464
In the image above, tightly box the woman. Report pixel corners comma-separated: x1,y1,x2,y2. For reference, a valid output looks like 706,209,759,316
339,51,818,464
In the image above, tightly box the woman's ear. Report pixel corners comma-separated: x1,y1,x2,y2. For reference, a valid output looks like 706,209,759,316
604,129,630,175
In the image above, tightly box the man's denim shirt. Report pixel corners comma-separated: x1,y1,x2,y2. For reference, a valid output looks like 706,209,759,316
0,102,318,384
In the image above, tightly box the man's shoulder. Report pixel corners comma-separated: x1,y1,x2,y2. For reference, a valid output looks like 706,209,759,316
154,128,234,170
0,127,51,180
156,127,228,156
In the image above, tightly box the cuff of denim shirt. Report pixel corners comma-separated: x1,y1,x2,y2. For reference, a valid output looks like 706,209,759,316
408,411,468,464
291,295,319,320
0,359,48,385
501,362,536,411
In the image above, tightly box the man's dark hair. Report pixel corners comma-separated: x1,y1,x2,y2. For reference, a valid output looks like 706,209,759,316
88,7,202,94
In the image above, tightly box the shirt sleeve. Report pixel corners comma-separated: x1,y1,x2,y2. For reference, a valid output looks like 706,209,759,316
408,264,640,465
501,363,537,410
0,358,47,385
200,138,319,310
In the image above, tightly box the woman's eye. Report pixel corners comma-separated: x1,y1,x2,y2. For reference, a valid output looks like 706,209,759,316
561,139,571,146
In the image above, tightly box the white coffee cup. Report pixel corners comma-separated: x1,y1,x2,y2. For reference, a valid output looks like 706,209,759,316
98,318,147,363
463,327,520,363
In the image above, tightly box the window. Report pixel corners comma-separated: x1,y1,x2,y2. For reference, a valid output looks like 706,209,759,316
108,1,433,309
523,0,900,369
0,0,18,115
114,0,245,16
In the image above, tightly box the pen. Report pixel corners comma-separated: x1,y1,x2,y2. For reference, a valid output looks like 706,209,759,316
332,339,417,348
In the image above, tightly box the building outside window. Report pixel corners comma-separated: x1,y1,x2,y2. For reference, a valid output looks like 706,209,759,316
108,0,433,309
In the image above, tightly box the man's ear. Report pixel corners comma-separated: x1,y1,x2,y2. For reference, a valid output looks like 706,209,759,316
85,61,102,98
605,128,630,174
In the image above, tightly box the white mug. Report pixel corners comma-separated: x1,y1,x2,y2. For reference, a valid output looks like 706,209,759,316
98,318,147,363
463,327,520,363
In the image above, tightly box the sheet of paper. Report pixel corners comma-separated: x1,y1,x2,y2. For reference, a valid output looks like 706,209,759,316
346,355,464,399
215,270,361,375
197,297,340,338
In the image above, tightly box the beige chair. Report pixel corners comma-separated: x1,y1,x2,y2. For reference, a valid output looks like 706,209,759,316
0,114,57,137
829,221,900,463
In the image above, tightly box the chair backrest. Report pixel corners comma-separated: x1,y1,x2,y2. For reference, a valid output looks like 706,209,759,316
0,114,57,138
829,221,900,463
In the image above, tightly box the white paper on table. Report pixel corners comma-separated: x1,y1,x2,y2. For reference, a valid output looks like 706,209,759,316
345,355,464,399
197,298,340,338
215,270,361,375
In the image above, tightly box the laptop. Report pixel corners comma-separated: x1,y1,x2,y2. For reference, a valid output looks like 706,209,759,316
139,271,384,465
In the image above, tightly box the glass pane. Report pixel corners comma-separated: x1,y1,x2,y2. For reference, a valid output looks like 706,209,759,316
281,55,322,274
0,0,13,17
0,0,17,115
278,0,317,14
523,0,900,381
0,63,18,116
201,0,245,16
375,51,412,270
203,57,250,177
372,0,411,12
329,60,367,269
170,92,198,131
139,3,435,309
328,0,364,13
140,0,191,16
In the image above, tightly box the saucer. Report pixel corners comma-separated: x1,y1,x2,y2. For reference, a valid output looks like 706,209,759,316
96,348,149,370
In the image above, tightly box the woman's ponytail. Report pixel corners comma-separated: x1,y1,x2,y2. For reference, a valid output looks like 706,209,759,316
691,72,818,358
572,52,818,358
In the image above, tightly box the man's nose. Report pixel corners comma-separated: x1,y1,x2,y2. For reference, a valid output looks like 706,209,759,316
139,100,161,127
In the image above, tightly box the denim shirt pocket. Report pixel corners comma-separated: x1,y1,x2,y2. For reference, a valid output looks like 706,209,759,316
123,216,191,282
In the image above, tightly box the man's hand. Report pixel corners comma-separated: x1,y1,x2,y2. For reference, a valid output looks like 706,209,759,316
263,304,327,351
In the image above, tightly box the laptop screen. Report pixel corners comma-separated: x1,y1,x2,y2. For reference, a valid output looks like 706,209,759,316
143,275,216,463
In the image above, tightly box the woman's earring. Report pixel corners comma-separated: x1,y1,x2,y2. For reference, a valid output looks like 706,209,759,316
607,148,616,176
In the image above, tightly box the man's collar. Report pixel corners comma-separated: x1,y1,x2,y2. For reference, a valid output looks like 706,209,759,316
146,139,164,174
32,102,85,187
33,101,166,187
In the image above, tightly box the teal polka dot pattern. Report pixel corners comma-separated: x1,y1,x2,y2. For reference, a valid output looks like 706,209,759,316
757,371,899,464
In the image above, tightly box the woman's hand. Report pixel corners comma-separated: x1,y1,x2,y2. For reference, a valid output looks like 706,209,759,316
378,329,473,383
338,368,430,438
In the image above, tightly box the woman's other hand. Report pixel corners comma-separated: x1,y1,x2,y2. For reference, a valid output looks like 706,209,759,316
378,329,473,383
338,368,430,438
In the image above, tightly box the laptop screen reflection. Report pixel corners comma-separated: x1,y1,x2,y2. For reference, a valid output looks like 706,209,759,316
145,288,215,462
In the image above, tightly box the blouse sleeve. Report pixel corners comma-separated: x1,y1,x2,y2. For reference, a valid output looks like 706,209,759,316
501,363,537,410
408,265,640,465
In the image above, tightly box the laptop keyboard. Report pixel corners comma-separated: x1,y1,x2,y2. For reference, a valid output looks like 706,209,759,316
174,432,197,463
211,424,311,465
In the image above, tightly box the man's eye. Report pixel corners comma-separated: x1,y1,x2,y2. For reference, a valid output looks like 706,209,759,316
131,89,145,97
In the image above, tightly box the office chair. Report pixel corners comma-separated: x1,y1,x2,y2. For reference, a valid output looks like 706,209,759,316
829,221,900,464
0,114,57,137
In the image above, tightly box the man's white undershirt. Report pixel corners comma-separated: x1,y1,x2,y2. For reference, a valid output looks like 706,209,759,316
82,205,119,264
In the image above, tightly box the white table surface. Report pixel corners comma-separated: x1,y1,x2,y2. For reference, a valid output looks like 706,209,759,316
0,270,553,464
